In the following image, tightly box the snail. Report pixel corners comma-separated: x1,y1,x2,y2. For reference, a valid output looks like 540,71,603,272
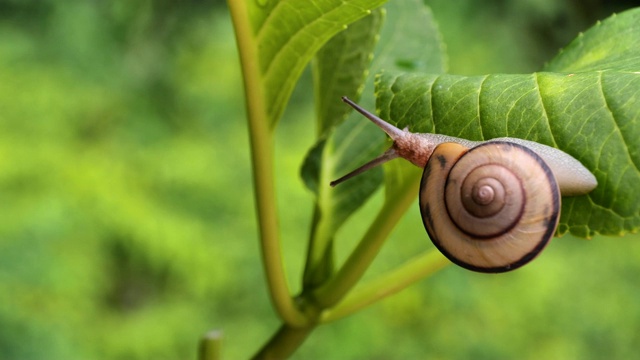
331,97,597,273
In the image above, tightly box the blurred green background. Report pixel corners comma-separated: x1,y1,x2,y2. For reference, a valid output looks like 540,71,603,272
1,0,639,359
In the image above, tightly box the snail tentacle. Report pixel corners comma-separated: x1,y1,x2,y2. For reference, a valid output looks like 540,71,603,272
341,97,405,140
330,148,399,187
335,97,442,181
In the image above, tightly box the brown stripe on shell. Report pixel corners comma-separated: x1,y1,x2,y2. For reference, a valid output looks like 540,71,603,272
419,141,561,273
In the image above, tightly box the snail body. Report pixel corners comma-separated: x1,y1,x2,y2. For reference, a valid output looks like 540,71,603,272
332,97,597,272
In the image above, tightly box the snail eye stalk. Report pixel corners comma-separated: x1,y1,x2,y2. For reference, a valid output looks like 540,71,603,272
330,148,398,187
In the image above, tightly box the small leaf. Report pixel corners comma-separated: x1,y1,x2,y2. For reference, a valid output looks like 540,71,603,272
302,9,384,199
322,119,385,230
371,0,447,76
300,0,446,286
303,0,446,231
313,9,384,136
254,0,387,128
545,8,640,72
301,10,384,288
300,138,326,195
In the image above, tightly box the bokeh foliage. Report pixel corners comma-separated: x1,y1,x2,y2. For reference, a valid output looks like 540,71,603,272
1,1,639,359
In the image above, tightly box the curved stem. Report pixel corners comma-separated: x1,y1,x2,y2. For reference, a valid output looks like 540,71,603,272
252,324,315,360
321,250,450,323
228,0,308,327
199,330,223,360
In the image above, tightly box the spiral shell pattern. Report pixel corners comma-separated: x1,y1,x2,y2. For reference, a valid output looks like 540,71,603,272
419,141,561,273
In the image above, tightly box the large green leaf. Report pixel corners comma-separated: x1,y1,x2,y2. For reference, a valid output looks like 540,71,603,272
249,0,387,127
375,7,640,237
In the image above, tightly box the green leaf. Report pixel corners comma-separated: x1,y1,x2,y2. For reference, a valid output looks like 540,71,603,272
370,0,447,75
302,0,446,233
252,0,387,128
300,0,446,288
313,9,384,136
301,10,384,288
545,9,640,72
375,8,640,237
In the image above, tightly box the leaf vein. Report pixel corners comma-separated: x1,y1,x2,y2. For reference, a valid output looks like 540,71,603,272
477,74,489,140
533,73,559,148
598,71,640,174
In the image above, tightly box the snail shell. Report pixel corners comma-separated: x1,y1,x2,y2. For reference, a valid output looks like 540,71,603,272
420,141,560,272
331,97,597,272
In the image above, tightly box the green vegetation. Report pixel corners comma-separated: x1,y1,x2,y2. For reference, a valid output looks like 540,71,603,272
1,1,639,359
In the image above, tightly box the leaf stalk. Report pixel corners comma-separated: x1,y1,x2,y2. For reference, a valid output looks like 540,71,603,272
311,175,421,308
321,250,449,322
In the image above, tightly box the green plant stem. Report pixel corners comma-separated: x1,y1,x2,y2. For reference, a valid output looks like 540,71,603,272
302,204,334,289
228,0,308,327
321,250,450,322
199,330,223,360
311,177,420,308
252,324,316,360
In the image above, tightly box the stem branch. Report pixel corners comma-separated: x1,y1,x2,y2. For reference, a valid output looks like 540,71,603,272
311,176,420,308
252,324,315,360
321,250,450,323
199,330,223,360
